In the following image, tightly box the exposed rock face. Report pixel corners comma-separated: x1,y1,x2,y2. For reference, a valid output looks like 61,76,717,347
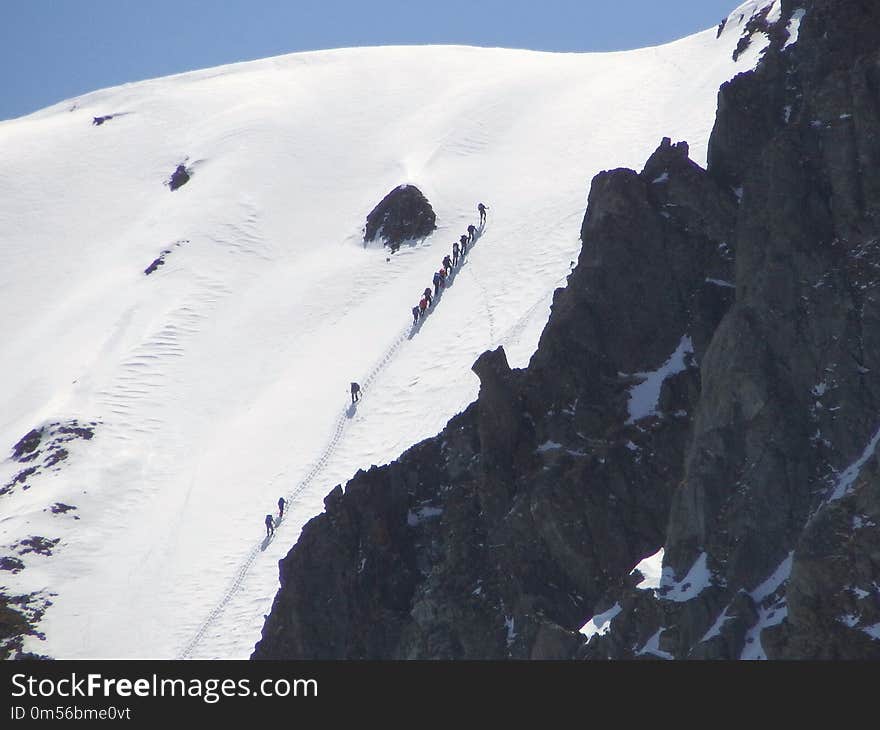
363,185,437,251
0,589,52,660
731,2,788,63
0,556,24,574
168,164,190,191
2,421,97,497
11,429,42,461
589,0,880,660
255,0,880,660
144,240,188,275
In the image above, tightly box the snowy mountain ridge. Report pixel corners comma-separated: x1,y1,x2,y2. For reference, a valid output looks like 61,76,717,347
254,0,880,660
1,2,775,658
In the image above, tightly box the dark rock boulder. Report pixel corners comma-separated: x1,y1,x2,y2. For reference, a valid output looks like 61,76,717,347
168,164,191,191
0,557,24,574
47,503,78,518
144,253,168,275
15,537,61,557
144,240,188,275
364,185,437,251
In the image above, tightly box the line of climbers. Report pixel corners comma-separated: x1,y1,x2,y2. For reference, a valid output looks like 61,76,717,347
411,203,488,326
265,205,488,535
265,496,286,537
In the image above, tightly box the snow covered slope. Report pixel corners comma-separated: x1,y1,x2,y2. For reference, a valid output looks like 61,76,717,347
0,3,774,658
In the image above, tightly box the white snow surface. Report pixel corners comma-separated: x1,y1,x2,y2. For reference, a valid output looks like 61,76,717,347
626,335,694,424
701,604,734,643
721,0,778,67
660,551,713,602
725,0,778,27
706,277,735,288
739,552,793,660
631,547,664,591
579,602,622,640
750,552,792,603
783,9,807,49
827,424,880,503
0,21,761,658
635,629,674,659
740,602,788,660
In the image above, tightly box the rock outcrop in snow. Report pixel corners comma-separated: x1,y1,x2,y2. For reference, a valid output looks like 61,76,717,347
255,0,880,660
363,184,437,251
0,588,50,660
2,422,97,497
167,163,191,191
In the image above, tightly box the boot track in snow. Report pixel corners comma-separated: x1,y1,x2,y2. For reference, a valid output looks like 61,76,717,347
178,217,498,659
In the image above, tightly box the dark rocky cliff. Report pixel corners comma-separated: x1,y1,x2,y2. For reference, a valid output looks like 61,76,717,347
254,0,880,660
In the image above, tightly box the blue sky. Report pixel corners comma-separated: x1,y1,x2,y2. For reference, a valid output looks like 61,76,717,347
3,0,740,121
